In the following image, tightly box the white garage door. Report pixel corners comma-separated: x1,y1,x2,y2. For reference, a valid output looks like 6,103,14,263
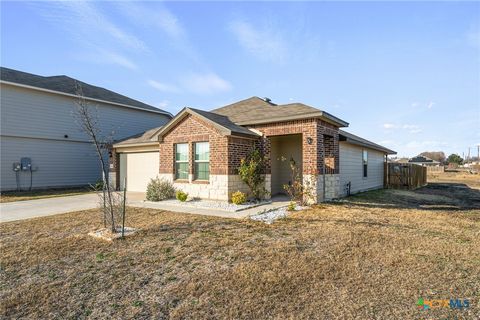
119,152,159,192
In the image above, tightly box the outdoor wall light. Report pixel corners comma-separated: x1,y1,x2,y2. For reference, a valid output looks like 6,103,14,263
306,137,313,145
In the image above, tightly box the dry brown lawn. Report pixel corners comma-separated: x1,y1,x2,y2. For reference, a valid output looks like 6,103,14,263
428,170,480,189
1,172,479,319
0,187,92,203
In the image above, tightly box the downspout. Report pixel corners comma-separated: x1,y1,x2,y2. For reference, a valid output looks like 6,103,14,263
322,136,326,202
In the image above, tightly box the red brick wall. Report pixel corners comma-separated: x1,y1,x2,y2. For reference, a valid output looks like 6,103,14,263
227,136,255,174
117,114,340,186
159,114,231,176
250,119,339,175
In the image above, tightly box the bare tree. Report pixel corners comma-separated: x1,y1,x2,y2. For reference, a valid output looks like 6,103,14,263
73,82,122,233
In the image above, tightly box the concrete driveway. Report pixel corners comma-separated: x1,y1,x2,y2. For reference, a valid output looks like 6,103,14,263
1,192,289,223
0,193,100,223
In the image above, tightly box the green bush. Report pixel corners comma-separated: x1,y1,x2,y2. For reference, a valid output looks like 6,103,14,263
146,177,176,201
238,148,268,200
231,191,247,205
176,190,188,202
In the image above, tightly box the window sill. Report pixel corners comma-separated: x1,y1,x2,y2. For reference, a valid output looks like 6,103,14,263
174,179,189,184
192,180,209,184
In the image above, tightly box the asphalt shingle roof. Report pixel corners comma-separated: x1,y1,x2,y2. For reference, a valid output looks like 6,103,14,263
114,126,163,146
188,107,258,137
211,96,348,127
339,130,396,154
0,67,171,116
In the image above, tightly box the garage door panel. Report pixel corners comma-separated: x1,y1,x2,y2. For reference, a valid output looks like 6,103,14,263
121,152,159,192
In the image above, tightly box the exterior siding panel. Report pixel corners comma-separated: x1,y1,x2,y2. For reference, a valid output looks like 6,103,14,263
1,136,101,190
0,84,170,190
339,142,385,196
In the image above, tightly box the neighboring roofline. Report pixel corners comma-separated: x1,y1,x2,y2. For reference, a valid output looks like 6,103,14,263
154,107,261,142
235,110,349,127
0,80,173,118
339,130,396,155
408,156,440,163
409,161,440,164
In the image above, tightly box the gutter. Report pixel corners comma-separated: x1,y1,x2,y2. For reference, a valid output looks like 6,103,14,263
112,141,158,148
236,111,349,127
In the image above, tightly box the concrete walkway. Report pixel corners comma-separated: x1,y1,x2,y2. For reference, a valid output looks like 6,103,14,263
1,192,291,223
128,193,291,219
0,193,100,223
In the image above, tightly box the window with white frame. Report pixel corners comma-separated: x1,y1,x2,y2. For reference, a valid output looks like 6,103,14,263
362,149,368,178
175,143,189,180
194,142,210,180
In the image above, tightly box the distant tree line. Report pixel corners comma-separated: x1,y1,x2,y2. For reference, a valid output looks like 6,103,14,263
419,151,464,165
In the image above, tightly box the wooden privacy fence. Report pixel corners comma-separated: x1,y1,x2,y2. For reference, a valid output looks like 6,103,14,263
384,163,427,190
426,166,444,173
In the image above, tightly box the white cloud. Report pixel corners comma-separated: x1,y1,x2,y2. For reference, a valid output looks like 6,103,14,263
383,123,396,129
101,51,138,70
181,73,232,95
147,80,180,93
405,140,448,149
411,101,435,109
116,2,185,40
379,140,394,145
230,20,287,63
156,100,170,108
383,123,422,134
35,2,148,52
76,49,138,70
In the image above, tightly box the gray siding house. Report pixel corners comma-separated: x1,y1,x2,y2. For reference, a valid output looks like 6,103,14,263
0,67,171,191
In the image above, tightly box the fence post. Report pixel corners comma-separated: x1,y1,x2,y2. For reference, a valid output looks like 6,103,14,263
384,162,388,188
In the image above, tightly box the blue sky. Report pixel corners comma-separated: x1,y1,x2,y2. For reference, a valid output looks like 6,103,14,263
1,1,479,157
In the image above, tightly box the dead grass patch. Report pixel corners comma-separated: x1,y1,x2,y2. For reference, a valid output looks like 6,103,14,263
1,174,479,319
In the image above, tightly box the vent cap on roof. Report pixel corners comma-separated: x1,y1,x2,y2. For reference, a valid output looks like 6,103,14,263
263,97,277,105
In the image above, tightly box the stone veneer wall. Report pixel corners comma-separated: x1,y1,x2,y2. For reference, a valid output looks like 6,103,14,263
302,174,340,203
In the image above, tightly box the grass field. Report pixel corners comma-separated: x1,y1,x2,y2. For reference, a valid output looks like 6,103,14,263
0,187,93,203
1,172,479,319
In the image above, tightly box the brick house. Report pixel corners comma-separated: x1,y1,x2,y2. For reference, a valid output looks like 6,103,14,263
111,97,395,203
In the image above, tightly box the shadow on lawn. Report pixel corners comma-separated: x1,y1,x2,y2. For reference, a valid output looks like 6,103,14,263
337,183,480,211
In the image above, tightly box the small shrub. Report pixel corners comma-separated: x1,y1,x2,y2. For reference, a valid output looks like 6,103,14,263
176,190,188,202
287,201,296,211
238,148,269,200
283,157,317,206
231,191,247,205
146,177,176,201
91,179,104,191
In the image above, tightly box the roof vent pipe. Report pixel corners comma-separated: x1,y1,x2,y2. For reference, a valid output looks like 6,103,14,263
263,97,276,105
